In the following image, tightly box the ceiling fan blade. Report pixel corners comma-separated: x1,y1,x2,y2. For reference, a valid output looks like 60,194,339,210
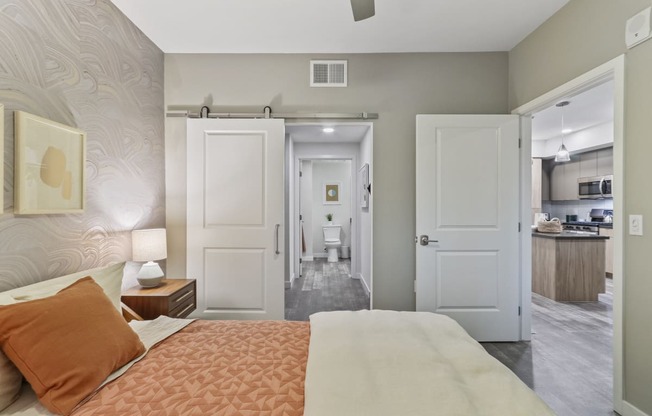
350,0,375,21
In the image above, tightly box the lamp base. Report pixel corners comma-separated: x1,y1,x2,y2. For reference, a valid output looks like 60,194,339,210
137,261,164,288
137,276,164,288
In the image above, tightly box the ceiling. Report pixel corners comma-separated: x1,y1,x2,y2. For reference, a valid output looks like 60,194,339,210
531,80,614,142
110,0,570,54
287,124,370,143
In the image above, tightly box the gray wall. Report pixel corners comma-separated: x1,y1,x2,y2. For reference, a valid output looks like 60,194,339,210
0,0,165,290
509,0,652,412
165,52,508,311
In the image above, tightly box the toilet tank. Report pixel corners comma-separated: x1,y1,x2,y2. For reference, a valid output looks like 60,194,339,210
322,225,341,240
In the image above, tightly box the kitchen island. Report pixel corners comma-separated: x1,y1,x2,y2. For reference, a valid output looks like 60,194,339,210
532,231,608,301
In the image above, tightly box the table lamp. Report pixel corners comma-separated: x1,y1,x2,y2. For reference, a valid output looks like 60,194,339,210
132,228,167,287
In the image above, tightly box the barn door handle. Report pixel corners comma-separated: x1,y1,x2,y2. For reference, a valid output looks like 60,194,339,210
418,235,438,246
275,224,280,255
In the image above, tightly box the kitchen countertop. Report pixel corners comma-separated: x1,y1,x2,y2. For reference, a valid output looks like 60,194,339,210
532,231,609,239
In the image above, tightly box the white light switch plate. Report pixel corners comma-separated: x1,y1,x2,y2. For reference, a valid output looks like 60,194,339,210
629,214,643,236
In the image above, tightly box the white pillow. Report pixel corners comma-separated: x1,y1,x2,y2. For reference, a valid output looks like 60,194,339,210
0,262,125,310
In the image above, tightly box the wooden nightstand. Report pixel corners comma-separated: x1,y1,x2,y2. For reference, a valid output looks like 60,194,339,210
121,279,196,320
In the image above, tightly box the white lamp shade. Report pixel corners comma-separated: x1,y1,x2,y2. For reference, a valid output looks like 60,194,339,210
132,228,167,261
554,144,571,162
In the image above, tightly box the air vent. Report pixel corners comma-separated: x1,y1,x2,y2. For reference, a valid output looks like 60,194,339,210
310,60,348,87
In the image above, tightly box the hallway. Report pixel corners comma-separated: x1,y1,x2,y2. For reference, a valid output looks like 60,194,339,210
285,258,370,321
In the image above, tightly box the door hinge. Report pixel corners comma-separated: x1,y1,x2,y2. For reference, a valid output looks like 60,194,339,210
518,138,522,148
299,258,302,264
518,222,521,232
300,214,303,220
518,306,521,316
414,279,417,293
299,171,303,177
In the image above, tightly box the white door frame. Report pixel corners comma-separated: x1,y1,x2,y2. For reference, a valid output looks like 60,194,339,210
512,55,625,413
286,122,374,305
296,157,356,264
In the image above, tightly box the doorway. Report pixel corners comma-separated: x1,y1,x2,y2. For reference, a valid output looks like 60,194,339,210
284,123,373,320
513,56,625,414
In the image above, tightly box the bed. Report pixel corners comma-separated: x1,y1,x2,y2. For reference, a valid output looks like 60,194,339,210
0,264,555,416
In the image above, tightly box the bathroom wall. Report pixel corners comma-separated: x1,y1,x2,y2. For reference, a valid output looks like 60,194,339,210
300,160,314,259
311,160,352,257
0,0,164,291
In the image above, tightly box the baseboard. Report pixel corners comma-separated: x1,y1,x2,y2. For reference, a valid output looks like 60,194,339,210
622,401,650,416
313,253,328,259
285,272,296,290
302,256,314,262
356,273,371,296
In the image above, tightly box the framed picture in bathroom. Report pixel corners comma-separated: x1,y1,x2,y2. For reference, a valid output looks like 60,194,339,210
14,111,86,214
323,182,341,205
359,163,369,209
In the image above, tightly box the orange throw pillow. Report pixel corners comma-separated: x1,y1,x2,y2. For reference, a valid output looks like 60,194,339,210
0,277,145,415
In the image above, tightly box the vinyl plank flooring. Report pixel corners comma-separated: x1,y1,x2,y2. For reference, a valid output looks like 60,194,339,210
482,278,615,416
285,258,369,321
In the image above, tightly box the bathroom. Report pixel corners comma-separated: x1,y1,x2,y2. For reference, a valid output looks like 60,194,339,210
300,159,352,264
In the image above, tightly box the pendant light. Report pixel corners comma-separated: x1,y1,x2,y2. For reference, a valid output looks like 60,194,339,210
555,101,571,162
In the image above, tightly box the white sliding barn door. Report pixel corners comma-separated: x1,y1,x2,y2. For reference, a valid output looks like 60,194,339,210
416,115,520,341
187,119,285,320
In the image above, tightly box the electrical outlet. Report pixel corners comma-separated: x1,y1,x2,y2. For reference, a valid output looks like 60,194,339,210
629,214,643,236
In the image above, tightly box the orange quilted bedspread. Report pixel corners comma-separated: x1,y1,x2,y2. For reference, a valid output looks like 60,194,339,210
74,320,310,416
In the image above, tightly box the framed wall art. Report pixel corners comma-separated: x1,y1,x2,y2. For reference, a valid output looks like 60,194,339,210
0,103,4,213
323,181,341,205
14,111,86,214
359,163,369,209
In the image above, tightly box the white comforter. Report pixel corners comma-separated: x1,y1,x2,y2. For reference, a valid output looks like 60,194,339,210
304,310,555,416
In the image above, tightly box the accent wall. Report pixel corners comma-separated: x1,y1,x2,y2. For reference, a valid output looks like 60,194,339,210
0,0,164,291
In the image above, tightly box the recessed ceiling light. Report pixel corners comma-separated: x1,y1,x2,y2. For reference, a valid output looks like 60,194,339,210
562,128,573,134
323,127,335,133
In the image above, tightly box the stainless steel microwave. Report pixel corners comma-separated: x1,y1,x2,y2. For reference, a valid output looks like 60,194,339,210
578,175,613,199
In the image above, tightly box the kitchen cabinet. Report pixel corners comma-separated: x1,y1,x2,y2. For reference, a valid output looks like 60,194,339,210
600,227,614,276
579,146,613,178
597,147,613,176
550,159,579,201
549,146,613,201
579,152,597,179
532,232,607,301
532,158,542,210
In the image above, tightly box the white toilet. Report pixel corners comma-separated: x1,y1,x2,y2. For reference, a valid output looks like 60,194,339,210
322,224,342,263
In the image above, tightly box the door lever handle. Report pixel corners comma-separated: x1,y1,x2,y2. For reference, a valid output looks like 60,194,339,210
418,235,438,246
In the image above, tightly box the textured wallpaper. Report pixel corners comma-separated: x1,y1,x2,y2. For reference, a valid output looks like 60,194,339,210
0,0,164,291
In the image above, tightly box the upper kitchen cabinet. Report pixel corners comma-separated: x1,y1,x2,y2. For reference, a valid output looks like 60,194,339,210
550,158,580,201
597,147,613,176
579,152,598,178
547,147,613,201
580,147,613,178
532,158,543,209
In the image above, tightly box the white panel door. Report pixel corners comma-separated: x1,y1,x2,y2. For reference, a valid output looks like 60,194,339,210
187,119,285,320
416,115,520,341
